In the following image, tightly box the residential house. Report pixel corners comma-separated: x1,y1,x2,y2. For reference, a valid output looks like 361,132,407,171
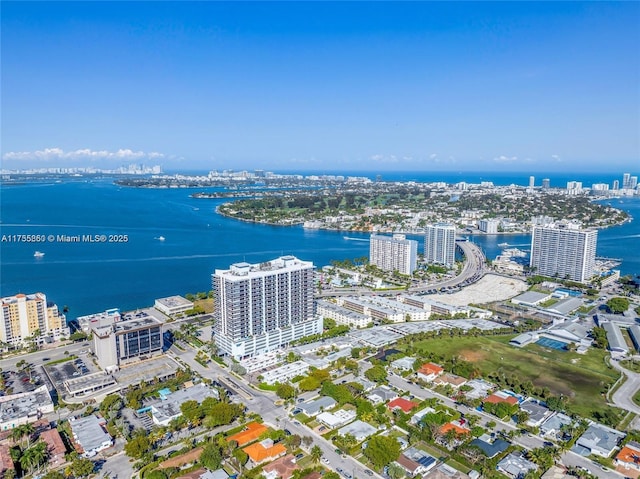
391,357,415,372
0,444,15,478
177,469,229,479
262,454,300,479
469,435,510,458
416,363,444,382
367,386,398,405
574,423,625,458
539,413,573,440
69,415,113,458
519,400,551,428
227,422,268,446
244,439,287,464
317,409,356,429
298,397,337,417
497,452,537,478
615,441,640,475
387,398,418,414
338,420,378,442
483,391,519,406
400,447,437,474
434,373,467,389
40,428,67,468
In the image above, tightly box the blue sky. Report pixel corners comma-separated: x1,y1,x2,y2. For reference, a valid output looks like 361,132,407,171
2,1,639,172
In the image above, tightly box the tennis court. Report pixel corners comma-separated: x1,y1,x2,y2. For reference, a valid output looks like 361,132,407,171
536,337,568,350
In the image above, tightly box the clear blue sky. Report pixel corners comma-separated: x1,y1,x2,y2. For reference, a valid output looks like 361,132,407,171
2,1,639,172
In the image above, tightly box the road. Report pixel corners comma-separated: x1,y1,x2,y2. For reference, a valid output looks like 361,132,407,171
609,359,640,415
316,240,487,298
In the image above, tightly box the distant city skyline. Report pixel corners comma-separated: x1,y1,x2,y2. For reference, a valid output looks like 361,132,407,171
2,2,638,172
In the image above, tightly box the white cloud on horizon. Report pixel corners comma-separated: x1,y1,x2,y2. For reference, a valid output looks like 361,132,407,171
2,147,165,162
493,155,519,163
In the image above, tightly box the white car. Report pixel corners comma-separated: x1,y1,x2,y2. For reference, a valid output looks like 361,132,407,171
321,457,330,464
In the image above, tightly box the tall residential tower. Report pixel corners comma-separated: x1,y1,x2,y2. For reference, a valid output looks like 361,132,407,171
529,222,597,283
369,234,418,275
212,255,321,359
0,293,68,347
424,223,456,267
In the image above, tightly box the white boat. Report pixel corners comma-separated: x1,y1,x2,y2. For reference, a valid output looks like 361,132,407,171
498,242,509,248
34,251,45,258
158,236,165,241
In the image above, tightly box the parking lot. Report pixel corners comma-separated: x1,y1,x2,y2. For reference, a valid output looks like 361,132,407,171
44,355,96,393
2,367,46,395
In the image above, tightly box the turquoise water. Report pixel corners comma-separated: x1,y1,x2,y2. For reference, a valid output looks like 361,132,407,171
0,176,638,318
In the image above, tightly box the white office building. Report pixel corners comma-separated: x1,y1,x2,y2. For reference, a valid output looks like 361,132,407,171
424,223,456,267
369,234,418,275
530,222,597,283
213,256,322,359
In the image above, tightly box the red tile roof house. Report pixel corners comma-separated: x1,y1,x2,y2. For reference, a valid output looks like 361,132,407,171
0,444,15,478
483,391,518,406
262,454,300,479
416,363,444,382
615,441,640,477
387,398,419,414
39,428,67,468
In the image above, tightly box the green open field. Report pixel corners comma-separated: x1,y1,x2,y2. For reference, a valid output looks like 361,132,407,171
407,335,620,419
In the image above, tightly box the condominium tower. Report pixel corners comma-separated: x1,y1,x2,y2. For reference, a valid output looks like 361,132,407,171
530,222,597,283
212,255,321,359
424,223,456,267
0,292,68,347
369,234,418,275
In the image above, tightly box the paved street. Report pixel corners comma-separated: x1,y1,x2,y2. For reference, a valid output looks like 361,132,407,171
610,359,640,415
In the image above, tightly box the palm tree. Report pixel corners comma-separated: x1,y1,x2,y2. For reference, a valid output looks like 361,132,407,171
310,445,322,463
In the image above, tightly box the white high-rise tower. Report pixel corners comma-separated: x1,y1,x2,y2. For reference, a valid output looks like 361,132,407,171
212,255,321,358
369,234,418,275
530,222,597,283
424,223,456,267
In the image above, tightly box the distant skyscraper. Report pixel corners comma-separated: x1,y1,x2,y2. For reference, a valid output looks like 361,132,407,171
630,176,638,190
529,176,535,188
424,223,456,267
566,181,583,195
530,222,597,283
613,180,620,190
212,255,321,358
542,178,550,189
369,234,418,275
623,173,631,189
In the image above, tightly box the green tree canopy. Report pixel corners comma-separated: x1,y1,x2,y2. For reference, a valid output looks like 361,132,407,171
607,297,630,314
364,365,387,383
71,457,95,478
363,435,401,469
200,443,223,470
124,430,151,459
276,383,296,400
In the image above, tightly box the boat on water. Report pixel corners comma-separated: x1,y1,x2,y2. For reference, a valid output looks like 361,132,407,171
498,242,509,248
34,251,45,258
157,236,165,241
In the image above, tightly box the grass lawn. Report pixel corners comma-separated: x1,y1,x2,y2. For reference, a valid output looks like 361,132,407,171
407,335,620,419
634,390,640,408
621,359,640,374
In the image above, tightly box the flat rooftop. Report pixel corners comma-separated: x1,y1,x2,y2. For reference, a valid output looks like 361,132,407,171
0,386,53,424
155,296,193,308
113,355,180,387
